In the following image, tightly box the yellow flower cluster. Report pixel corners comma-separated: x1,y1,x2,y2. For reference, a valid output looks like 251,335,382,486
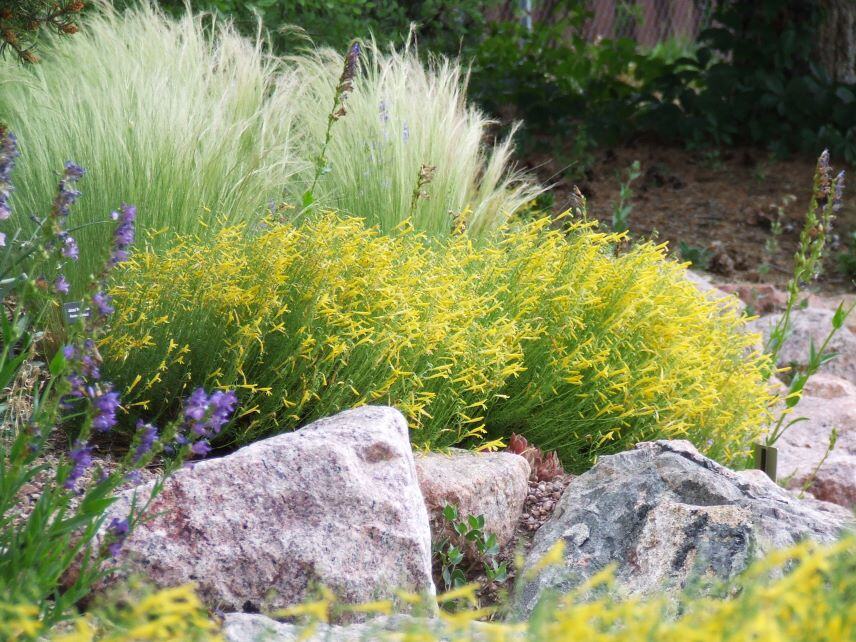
102,212,772,468
2,584,218,642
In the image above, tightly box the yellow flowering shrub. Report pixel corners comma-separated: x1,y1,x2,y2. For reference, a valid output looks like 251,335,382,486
102,212,771,469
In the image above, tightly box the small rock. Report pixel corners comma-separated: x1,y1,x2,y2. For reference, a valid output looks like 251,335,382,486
415,449,529,552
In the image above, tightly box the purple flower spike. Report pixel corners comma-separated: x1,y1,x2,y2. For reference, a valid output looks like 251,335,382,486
91,387,120,432
92,291,114,316
182,388,238,439
65,441,94,490
106,203,137,269
190,440,211,457
55,274,70,295
63,161,85,180
52,162,85,218
0,129,18,221
107,517,130,557
133,421,158,463
207,390,238,435
61,235,79,260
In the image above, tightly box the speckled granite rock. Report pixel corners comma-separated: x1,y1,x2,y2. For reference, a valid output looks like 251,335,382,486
749,307,856,385
513,440,853,616
775,373,856,508
98,406,435,620
415,449,529,551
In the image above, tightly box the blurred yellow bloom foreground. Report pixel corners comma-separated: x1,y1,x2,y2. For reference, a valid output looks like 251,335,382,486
2,537,850,641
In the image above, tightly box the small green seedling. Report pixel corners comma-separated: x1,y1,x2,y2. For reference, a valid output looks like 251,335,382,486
435,504,508,594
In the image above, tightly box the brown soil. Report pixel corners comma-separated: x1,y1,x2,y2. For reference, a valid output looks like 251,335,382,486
524,143,856,294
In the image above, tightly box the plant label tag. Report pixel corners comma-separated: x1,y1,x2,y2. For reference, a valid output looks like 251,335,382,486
62,301,91,324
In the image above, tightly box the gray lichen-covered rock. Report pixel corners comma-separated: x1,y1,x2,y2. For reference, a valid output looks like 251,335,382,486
513,440,853,616
749,307,856,385
415,449,529,551
100,406,435,619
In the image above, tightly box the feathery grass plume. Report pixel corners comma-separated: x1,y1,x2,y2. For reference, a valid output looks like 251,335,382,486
0,1,302,291
101,211,770,470
287,37,543,239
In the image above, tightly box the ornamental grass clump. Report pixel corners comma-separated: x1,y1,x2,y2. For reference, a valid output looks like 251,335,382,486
0,2,301,290
102,211,770,470
289,39,541,238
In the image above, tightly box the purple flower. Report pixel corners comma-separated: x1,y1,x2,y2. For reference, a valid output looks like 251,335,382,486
108,203,136,267
182,388,238,438
62,345,76,360
207,390,238,434
190,440,211,457
0,232,5,247
65,373,86,397
54,274,70,295
109,248,129,266
0,129,18,221
91,386,120,432
92,291,114,316
61,235,79,260
52,162,85,219
133,421,158,463
63,161,85,181
107,517,129,557
65,441,94,490
125,470,142,485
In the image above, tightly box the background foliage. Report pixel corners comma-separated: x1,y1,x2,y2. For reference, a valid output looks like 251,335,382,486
111,0,856,167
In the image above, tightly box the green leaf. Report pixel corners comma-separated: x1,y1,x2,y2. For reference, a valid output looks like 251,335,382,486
832,302,847,329
49,349,67,377
442,504,458,523
448,547,463,565
301,190,315,209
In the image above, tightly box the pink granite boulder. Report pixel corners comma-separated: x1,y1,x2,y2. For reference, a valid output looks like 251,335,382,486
97,406,435,619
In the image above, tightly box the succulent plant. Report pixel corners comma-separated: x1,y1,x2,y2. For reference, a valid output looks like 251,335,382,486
506,433,565,482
